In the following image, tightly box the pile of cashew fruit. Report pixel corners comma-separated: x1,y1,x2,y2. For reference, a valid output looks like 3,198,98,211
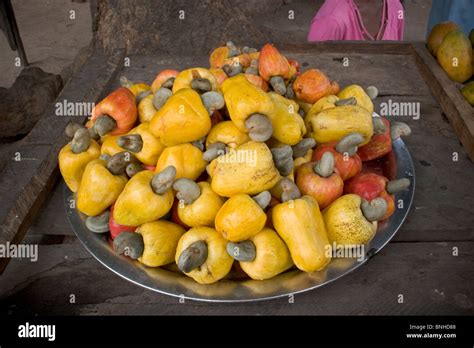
59,41,412,285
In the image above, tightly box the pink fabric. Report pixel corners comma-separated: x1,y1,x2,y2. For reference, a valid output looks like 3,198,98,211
307,0,404,41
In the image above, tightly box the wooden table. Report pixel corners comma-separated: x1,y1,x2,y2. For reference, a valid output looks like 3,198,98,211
1,43,473,315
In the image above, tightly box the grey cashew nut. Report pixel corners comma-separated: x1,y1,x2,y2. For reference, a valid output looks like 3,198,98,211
137,90,152,103
191,137,206,151
391,122,412,140
71,128,91,154
113,232,144,260
223,63,243,77
386,178,411,194
173,178,201,205
203,142,227,162
151,165,176,195
152,87,173,110
314,151,335,178
269,76,286,95
177,240,208,273
201,91,225,115
366,86,379,100
292,138,316,158
191,78,212,94
65,122,84,138
252,191,271,210
361,197,388,222
126,162,144,178
335,132,365,156
285,83,295,99
271,145,294,176
372,117,387,135
85,210,110,233
94,115,117,136
119,76,134,88
117,134,143,153
226,41,240,57
279,177,301,202
335,97,357,106
245,113,273,142
162,77,175,89
106,151,134,175
226,241,256,262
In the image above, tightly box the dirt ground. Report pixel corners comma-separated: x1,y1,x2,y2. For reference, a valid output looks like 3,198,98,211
0,0,432,89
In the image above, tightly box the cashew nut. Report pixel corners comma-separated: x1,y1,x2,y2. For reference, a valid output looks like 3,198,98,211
292,138,316,158
177,240,208,273
65,122,84,138
201,91,225,115
252,191,271,210
366,86,379,100
191,78,212,94
152,87,173,110
126,163,144,178
245,113,273,142
71,128,91,154
271,145,294,176
386,178,411,194
269,76,286,95
94,115,117,136
361,198,388,222
372,117,387,135
226,241,256,262
391,122,412,140
113,231,144,260
173,178,201,205
150,165,176,195
117,134,143,153
335,132,364,156
203,142,227,162
279,177,301,202
313,151,335,178
85,210,110,233
335,97,357,106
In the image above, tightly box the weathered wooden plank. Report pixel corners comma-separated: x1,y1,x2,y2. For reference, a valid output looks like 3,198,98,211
412,42,474,162
0,49,125,273
1,242,472,315
28,181,74,236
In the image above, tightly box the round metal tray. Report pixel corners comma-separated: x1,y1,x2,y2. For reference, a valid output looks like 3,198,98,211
64,138,415,302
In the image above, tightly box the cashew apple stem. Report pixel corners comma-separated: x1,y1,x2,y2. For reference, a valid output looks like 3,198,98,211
252,191,271,210
177,240,208,273
203,142,226,162
269,76,286,95
71,128,91,154
292,138,316,158
314,152,335,178
245,113,273,142
150,165,177,195
94,115,117,136
386,178,411,194
335,132,364,156
271,145,294,176
117,134,143,153
85,211,110,233
391,122,412,140
361,198,387,222
173,178,201,205
226,241,256,262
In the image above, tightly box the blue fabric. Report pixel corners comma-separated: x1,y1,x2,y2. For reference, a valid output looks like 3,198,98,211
427,0,474,36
